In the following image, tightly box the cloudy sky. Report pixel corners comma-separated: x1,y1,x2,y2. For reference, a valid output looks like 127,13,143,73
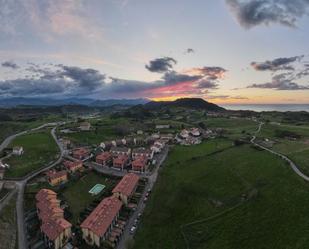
0,0,309,104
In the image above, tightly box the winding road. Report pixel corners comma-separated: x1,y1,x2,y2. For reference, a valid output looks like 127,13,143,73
0,122,65,249
251,122,309,182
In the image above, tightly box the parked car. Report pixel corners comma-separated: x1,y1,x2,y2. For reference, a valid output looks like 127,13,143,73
134,219,139,226
130,226,137,235
143,197,148,203
137,212,142,219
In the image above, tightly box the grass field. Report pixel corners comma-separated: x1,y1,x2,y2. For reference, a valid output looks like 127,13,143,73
205,117,258,139
62,172,118,224
257,123,309,175
4,129,59,178
0,194,17,249
134,140,309,249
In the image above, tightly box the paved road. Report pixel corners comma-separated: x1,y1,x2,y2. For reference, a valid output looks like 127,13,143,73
0,123,65,249
251,122,309,182
117,146,169,249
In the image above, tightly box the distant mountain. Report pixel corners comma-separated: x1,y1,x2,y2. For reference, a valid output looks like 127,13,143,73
144,98,225,112
0,97,149,107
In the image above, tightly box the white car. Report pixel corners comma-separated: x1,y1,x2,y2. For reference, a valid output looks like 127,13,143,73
130,226,137,235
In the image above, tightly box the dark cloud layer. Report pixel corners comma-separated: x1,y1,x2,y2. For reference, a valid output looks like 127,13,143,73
251,56,303,71
226,0,309,28
0,64,106,97
1,61,19,69
247,55,309,91
0,61,227,98
145,57,177,73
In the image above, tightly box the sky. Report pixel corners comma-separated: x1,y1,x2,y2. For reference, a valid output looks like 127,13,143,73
0,0,309,104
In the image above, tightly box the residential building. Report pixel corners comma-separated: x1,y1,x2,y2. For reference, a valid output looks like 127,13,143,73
79,122,91,131
155,124,170,129
46,170,68,186
132,148,154,160
96,152,112,166
189,128,201,137
12,146,23,155
131,156,148,172
80,196,122,247
112,155,129,170
36,189,72,249
63,160,83,173
151,140,165,153
112,173,139,205
110,147,131,157
100,141,113,150
72,147,90,160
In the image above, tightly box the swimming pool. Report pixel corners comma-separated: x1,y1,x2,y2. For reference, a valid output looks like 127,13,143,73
89,184,105,195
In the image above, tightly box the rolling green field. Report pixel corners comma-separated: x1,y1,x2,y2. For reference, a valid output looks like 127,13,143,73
134,140,309,249
205,117,258,139
256,123,309,175
62,172,118,224
4,130,59,178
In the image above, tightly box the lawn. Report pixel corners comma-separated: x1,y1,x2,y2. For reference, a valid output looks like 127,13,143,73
205,117,258,139
256,123,309,175
134,141,309,249
62,172,119,224
4,129,59,178
0,194,17,249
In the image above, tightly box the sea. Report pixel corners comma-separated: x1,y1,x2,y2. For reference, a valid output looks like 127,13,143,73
221,104,309,112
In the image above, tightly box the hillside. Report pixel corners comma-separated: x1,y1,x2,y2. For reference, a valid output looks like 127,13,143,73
144,98,225,112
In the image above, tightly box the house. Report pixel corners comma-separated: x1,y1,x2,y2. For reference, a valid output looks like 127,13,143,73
160,133,174,142
112,155,129,170
12,146,23,155
110,147,131,157
80,196,122,247
189,128,201,137
36,189,72,249
179,129,189,139
112,173,139,205
100,141,113,150
79,122,91,131
63,160,83,173
151,140,165,153
72,147,90,160
132,148,154,160
96,152,112,166
131,156,148,172
46,170,68,186
136,130,143,135
155,124,170,129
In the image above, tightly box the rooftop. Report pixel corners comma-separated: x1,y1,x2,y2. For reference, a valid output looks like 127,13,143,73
80,196,122,237
112,173,139,197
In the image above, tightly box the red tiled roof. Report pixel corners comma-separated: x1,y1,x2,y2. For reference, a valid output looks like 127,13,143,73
96,152,112,161
73,148,89,156
80,196,122,237
46,170,67,180
132,157,147,169
112,173,139,197
41,218,71,241
36,189,71,241
113,155,128,166
63,160,83,170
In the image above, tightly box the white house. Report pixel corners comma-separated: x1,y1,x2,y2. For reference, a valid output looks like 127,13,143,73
13,146,24,156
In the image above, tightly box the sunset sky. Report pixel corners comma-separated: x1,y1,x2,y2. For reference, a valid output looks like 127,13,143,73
0,0,309,104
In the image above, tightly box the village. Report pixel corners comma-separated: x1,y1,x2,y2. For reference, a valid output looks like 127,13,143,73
1,120,210,249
